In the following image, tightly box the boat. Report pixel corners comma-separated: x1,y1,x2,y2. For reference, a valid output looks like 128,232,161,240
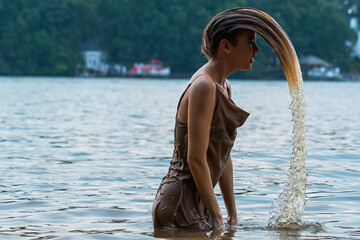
129,59,171,77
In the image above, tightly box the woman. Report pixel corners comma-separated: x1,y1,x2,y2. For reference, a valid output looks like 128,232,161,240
153,8,260,231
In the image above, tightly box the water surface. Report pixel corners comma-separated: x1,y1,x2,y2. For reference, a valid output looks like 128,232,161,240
0,77,359,239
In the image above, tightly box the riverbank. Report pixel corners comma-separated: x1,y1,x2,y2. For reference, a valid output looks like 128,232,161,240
1,74,360,81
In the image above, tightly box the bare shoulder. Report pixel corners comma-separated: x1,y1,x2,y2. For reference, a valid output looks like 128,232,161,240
190,75,216,98
187,75,216,129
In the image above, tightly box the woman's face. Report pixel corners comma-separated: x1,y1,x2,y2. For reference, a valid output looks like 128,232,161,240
229,29,260,70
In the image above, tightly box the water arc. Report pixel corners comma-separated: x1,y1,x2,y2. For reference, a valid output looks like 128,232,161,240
226,8,307,229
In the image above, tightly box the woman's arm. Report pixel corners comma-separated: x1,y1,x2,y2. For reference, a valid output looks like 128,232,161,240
219,156,237,226
187,76,225,230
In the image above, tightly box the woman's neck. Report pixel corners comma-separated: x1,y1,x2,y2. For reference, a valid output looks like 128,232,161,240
203,59,233,87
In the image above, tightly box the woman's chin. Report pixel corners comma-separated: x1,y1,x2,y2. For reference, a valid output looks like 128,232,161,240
238,65,252,71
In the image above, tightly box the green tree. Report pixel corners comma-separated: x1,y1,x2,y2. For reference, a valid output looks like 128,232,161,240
0,0,356,77
247,0,356,71
0,0,98,75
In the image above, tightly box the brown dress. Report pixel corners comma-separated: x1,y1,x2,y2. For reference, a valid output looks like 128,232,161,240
152,76,249,231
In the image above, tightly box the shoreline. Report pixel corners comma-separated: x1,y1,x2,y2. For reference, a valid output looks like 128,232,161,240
0,74,359,82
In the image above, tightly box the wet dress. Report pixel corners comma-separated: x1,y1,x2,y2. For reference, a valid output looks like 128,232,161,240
152,76,249,231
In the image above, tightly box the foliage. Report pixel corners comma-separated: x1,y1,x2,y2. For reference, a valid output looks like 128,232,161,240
0,0,357,77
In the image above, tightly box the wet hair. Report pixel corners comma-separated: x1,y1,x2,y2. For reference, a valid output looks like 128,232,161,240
202,8,246,59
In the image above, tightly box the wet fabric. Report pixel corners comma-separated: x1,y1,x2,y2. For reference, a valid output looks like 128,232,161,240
152,76,250,231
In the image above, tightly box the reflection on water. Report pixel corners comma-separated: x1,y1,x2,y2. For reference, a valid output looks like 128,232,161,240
0,77,359,239
152,221,325,239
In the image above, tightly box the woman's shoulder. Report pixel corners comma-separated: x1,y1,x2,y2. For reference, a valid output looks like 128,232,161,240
190,74,216,97
187,74,217,119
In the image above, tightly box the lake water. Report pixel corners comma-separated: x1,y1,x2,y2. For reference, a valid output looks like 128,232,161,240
0,77,359,239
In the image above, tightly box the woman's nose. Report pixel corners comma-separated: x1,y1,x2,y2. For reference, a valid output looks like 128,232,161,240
254,43,260,53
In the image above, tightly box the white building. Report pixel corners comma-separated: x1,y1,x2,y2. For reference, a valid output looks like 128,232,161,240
81,39,109,75
349,17,360,58
300,55,342,80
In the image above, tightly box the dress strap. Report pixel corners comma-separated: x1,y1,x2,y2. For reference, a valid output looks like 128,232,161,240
213,80,231,100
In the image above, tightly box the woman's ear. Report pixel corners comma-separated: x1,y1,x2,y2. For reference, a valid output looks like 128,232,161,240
219,39,231,54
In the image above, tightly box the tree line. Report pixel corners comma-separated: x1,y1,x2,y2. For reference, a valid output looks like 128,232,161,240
0,0,357,77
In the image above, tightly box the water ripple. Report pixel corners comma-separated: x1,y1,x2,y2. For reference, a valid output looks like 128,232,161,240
0,78,359,239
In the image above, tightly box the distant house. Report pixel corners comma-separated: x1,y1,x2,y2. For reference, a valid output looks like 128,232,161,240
77,39,109,76
76,39,127,77
350,17,360,58
299,55,342,80
82,39,109,75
